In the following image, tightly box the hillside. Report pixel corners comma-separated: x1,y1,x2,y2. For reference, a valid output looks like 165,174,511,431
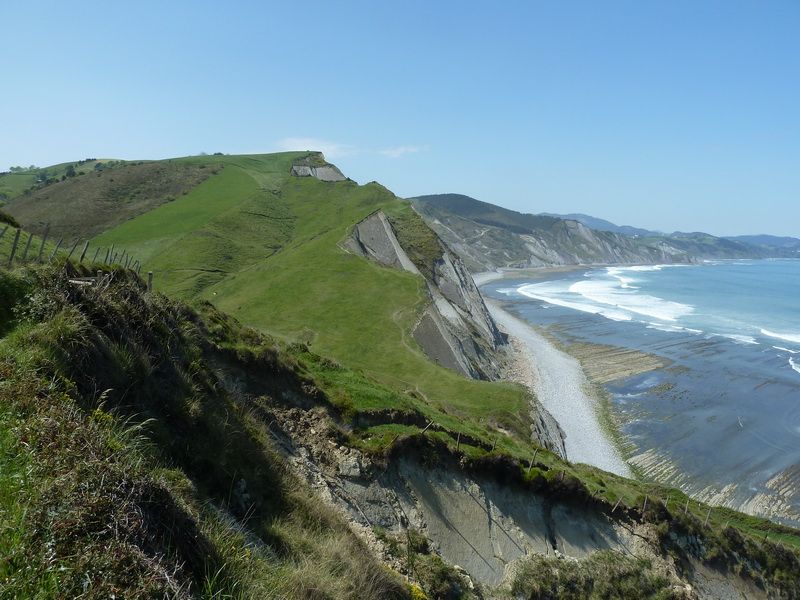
3,160,217,241
411,194,694,271
412,194,780,272
0,159,116,203
541,212,659,237
4,154,800,598
5,153,549,456
2,247,800,598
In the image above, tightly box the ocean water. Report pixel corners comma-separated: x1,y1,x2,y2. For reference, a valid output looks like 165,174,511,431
482,260,800,526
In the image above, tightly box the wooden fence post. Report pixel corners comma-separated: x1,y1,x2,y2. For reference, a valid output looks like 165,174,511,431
147,271,153,292
21,232,34,261
528,448,540,474
104,248,110,264
79,240,90,263
8,229,21,267
50,238,63,262
456,432,461,452
0,225,7,241
704,507,712,527
67,239,81,260
92,247,101,263
37,223,50,262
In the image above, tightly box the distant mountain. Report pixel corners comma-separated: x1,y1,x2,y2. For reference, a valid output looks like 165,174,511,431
725,234,800,250
541,212,658,237
411,193,785,272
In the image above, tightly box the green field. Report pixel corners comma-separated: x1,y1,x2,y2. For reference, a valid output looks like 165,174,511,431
92,152,531,448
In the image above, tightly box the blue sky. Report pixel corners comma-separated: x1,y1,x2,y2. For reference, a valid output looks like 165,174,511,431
2,1,798,236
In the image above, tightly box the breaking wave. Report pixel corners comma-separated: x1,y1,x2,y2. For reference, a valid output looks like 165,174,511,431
761,329,800,345
516,264,694,325
791,357,800,375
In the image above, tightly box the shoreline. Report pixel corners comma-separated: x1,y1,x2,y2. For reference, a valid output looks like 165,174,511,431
472,265,587,286
486,298,632,477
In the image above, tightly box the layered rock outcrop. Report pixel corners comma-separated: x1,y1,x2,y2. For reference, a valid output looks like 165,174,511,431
290,154,347,182
346,209,504,380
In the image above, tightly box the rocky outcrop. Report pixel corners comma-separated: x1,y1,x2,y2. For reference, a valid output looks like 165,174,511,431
271,407,634,588
346,209,505,380
347,211,420,272
291,154,347,182
291,163,347,182
266,406,768,597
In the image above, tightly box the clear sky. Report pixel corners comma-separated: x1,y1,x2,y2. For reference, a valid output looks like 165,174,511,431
2,1,798,236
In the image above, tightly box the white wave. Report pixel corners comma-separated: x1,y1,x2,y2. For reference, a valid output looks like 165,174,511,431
605,267,638,289
647,322,684,333
496,287,519,296
609,263,693,273
516,285,632,321
568,279,694,322
646,322,705,336
790,357,800,375
773,346,799,354
719,333,759,345
761,329,800,345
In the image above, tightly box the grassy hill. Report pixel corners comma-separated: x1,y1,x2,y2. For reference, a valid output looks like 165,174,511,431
0,159,114,203
87,153,532,448
3,161,216,240
3,155,800,597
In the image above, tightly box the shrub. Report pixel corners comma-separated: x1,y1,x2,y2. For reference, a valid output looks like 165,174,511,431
0,208,20,227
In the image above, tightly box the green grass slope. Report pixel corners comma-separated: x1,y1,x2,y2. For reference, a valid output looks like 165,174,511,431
2,262,799,599
0,159,112,202
4,160,216,240
0,264,411,599
93,153,531,448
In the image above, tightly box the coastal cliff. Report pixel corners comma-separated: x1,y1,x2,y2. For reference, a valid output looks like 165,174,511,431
411,194,782,271
346,209,505,380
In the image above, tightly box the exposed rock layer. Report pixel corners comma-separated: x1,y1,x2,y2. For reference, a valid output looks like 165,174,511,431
347,209,505,381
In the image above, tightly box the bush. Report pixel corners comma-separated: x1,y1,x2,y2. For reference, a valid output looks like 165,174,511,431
0,209,20,227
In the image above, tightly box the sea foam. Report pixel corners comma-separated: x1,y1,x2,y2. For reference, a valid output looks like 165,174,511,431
568,279,694,322
790,357,800,375
761,329,800,345
774,346,799,354
516,285,632,321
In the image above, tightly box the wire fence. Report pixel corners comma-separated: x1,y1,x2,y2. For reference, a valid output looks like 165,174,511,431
2,222,142,273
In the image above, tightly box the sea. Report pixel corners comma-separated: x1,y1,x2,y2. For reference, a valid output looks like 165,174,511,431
481,259,800,526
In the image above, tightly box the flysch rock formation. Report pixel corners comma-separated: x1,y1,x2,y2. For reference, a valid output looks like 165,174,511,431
272,407,634,588
346,209,504,381
345,209,568,458
292,164,347,181
263,406,763,598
